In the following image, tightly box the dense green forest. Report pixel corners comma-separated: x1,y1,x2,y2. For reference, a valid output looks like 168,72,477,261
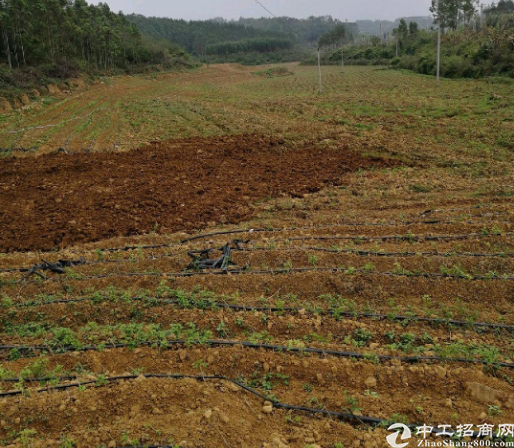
0,0,196,102
0,1,360,75
1,3,365,100
130,14,358,65
0,0,188,71
129,14,288,55
235,16,359,45
130,15,359,54
205,38,293,55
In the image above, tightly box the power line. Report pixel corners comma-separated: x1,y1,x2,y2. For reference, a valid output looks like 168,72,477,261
254,0,277,18
252,0,301,39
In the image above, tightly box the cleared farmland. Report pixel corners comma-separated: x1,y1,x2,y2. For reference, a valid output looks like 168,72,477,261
0,64,513,448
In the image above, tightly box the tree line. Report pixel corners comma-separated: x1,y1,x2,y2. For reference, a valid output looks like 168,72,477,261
429,0,477,30
235,16,358,46
129,14,287,55
355,18,433,37
312,0,514,79
430,0,514,29
485,0,514,15
0,0,190,72
318,24,348,49
484,0,514,27
205,38,293,55
130,15,360,62
392,19,419,51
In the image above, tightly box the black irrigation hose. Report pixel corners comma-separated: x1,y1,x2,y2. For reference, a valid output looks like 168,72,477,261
338,216,510,227
235,246,514,259
183,229,514,245
58,223,511,255
0,251,187,274
182,228,280,243
101,244,175,253
5,265,514,286
300,247,514,258
0,375,79,383
0,258,89,275
4,245,514,276
0,259,108,274
182,245,514,260
156,266,514,281
0,373,482,438
420,204,509,215
0,339,513,369
88,226,317,251
13,220,500,262
9,294,514,332
287,232,514,243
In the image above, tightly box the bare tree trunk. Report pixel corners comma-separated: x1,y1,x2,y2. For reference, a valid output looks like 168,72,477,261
19,31,26,65
2,27,12,69
14,11,26,65
11,29,19,68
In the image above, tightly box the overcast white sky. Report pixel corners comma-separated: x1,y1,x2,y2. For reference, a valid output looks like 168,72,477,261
99,0,434,22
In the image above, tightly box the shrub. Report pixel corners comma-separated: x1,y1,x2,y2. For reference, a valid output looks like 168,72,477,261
443,55,476,78
314,26,514,79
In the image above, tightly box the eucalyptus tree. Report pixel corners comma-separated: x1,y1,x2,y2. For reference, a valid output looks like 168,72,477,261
318,24,347,50
0,0,12,68
0,0,169,71
430,0,477,30
398,19,409,45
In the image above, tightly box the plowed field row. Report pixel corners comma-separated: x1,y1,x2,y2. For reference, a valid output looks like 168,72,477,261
0,65,513,448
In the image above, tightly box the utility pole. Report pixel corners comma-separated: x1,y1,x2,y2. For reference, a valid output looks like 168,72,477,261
436,0,441,84
395,37,398,57
317,48,322,94
341,48,344,73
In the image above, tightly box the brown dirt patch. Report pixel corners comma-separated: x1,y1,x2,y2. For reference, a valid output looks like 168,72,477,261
1,347,512,447
0,134,401,252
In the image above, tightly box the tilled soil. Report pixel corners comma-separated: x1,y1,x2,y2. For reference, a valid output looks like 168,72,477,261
0,134,401,253
2,302,513,365
0,68,513,447
1,349,512,448
1,206,513,446
1,213,514,448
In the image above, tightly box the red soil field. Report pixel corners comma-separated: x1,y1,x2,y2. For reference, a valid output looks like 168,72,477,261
0,134,401,252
